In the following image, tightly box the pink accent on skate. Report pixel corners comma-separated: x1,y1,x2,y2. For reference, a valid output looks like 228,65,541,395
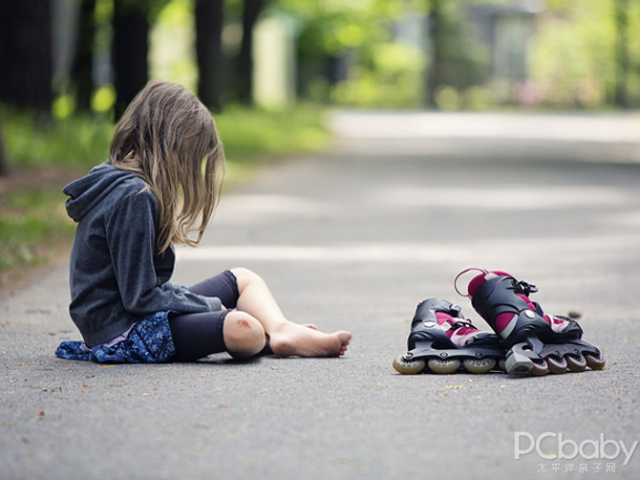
530,301,553,328
435,312,455,339
548,315,570,333
467,273,487,297
465,269,514,296
495,312,515,334
450,329,486,347
454,267,488,297
434,312,452,324
435,311,479,341
517,293,536,311
516,293,556,328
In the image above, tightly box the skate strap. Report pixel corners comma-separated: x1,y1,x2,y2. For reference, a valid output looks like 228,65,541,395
454,267,489,298
452,320,477,330
436,319,476,333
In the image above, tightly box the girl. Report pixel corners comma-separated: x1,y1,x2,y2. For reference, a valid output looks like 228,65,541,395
56,81,351,364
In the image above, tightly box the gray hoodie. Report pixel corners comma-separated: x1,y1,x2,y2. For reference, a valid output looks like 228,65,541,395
64,163,221,347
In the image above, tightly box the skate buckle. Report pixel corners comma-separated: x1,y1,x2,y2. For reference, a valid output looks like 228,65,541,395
524,310,535,319
515,280,538,295
453,320,476,330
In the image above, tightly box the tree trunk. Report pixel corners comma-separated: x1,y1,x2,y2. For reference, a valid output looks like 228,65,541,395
0,1,53,114
72,0,97,112
0,117,8,177
614,0,629,109
195,0,225,112
425,0,442,109
112,0,150,119
236,0,264,104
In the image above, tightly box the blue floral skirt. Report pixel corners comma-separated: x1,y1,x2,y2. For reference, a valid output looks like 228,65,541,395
55,311,176,364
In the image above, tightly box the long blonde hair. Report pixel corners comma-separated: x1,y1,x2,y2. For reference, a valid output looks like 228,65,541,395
109,80,225,253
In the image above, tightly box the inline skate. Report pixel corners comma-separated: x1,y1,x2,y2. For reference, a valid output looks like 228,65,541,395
393,298,506,375
455,268,605,376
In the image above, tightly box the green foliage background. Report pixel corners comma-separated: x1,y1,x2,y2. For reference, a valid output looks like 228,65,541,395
530,0,640,108
2,0,639,283
0,105,329,280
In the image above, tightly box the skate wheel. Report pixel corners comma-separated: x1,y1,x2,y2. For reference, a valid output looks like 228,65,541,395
546,355,568,375
393,355,426,375
427,358,461,374
566,354,587,372
498,359,507,372
529,360,549,376
463,358,496,374
584,353,606,371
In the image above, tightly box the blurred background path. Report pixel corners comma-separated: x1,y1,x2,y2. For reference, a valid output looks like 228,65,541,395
2,111,640,479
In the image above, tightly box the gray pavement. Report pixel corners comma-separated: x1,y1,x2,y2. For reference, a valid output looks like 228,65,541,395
2,111,640,479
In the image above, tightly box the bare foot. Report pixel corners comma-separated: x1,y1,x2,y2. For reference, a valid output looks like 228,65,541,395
259,323,319,355
269,323,352,357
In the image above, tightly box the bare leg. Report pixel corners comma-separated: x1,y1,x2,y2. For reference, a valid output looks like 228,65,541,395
231,268,352,357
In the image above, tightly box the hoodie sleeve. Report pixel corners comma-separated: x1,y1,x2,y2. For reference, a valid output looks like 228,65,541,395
105,189,221,315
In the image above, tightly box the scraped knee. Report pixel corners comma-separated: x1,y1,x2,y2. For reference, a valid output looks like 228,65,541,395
223,311,265,358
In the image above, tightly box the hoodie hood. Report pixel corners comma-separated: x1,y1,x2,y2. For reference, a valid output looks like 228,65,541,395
64,163,143,222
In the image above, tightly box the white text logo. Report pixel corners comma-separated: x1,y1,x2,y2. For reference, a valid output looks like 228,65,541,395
514,432,638,466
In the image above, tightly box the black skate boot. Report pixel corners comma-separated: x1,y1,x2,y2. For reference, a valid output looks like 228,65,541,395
393,298,505,375
455,268,605,376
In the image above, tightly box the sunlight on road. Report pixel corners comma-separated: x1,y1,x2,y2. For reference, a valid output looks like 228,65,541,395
214,194,333,224
175,233,639,266
212,186,633,226
374,185,631,210
330,111,640,143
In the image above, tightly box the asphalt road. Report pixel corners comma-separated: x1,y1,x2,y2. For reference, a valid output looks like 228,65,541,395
1,112,639,480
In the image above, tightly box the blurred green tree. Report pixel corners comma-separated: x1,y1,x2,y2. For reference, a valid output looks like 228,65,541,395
236,0,267,104
0,118,7,177
530,0,639,108
72,0,98,112
112,0,172,118
0,1,54,114
280,0,405,104
426,0,442,108
614,0,629,108
112,0,152,118
195,0,225,111
278,0,492,109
